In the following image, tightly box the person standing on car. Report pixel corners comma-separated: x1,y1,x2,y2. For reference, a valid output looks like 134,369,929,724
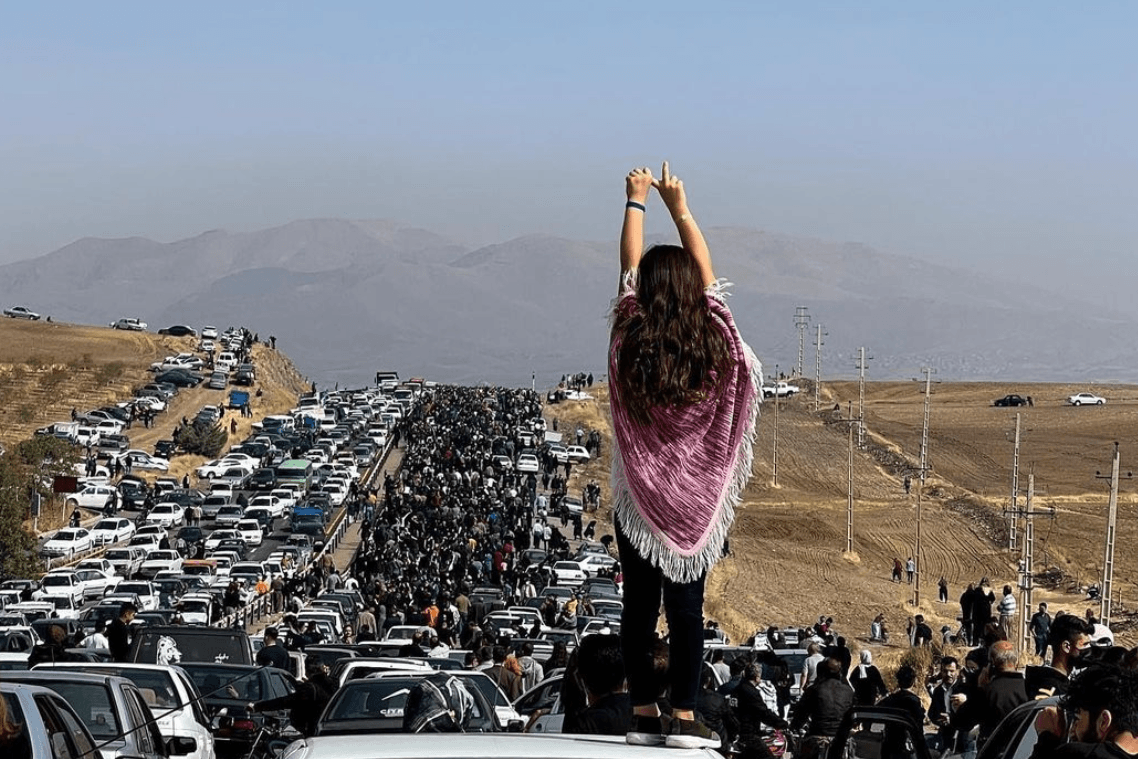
609,163,761,750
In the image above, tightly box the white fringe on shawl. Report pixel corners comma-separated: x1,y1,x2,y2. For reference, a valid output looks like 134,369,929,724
609,276,763,584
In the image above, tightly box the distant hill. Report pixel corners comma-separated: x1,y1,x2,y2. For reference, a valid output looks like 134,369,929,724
1,218,1134,386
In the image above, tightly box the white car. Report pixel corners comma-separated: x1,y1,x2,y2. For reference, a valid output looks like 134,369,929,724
90,517,136,546
200,326,218,340
117,450,170,471
548,444,569,464
3,306,40,320
565,445,591,463
268,489,297,513
552,561,588,587
150,353,204,371
41,528,93,558
204,529,242,552
34,572,84,604
762,381,801,398
112,317,147,331
94,419,126,437
516,454,540,474
1068,392,1106,406
139,550,184,579
115,581,159,611
42,595,81,620
132,395,167,412
72,569,120,599
104,547,145,579
76,558,118,578
128,533,163,553
195,454,258,479
145,503,185,528
250,495,285,518
575,554,618,576
235,519,265,547
65,484,117,510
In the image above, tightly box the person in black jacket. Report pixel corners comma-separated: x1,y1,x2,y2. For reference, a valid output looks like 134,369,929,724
927,656,967,753
108,602,137,662
250,657,336,737
733,663,789,759
977,641,1028,747
1025,613,1093,699
970,580,996,646
791,658,855,759
698,669,738,747
878,664,926,759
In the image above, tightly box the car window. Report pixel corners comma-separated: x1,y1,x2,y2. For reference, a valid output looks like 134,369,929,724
124,687,159,756
35,694,85,759
2,693,34,757
43,681,121,739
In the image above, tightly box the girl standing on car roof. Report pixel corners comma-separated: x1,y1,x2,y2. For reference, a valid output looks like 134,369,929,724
609,163,762,750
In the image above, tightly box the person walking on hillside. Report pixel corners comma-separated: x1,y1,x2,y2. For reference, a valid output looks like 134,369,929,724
938,576,949,603
905,557,916,584
609,163,761,750
997,584,1017,639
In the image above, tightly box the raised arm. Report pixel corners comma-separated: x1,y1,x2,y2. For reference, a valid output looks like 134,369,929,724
654,161,715,288
620,167,654,289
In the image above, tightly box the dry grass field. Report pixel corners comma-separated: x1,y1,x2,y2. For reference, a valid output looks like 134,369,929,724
0,319,310,528
551,378,1138,653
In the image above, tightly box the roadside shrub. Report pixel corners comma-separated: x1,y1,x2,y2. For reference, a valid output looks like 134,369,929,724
179,422,229,458
94,362,125,385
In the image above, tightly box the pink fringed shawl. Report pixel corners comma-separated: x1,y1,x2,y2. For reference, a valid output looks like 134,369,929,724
609,276,762,583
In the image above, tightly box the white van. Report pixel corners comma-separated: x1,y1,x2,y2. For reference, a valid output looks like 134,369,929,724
215,352,237,372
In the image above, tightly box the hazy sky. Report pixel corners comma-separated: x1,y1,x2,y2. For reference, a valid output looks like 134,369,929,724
2,3,1135,309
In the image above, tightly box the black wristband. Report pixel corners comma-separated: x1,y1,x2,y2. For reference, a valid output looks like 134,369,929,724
625,201,646,212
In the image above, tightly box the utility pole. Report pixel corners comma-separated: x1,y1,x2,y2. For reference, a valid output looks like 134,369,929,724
1008,414,1021,551
772,364,780,487
830,403,858,553
814,324,826,412
794,307,810,379
855,347,873,449
1020,474,1035,652
1096,443,1125,627
914,367,935,607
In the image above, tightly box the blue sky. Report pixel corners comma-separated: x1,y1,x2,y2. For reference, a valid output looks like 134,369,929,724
1,2,1135,308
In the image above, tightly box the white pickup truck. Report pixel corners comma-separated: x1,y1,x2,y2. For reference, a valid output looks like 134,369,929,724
762,381,801,398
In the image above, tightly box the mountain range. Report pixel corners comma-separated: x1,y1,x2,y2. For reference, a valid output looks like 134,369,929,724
1,218,1134,387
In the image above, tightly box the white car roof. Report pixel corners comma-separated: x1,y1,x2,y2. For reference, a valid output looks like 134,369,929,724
283,734,719,759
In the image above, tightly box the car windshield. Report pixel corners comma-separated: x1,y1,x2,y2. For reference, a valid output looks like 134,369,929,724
185,666,262,700
43,576,72,587
93,521,118,530
54,531,80,541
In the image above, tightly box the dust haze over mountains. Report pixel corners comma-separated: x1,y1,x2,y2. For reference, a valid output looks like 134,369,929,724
1,218,1135,388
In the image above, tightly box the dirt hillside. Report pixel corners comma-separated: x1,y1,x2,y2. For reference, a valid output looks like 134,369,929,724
549,380,1138,653
0,318,311,524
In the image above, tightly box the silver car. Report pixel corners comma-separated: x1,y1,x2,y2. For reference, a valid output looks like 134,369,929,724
3,670,191,759
0,681,100,759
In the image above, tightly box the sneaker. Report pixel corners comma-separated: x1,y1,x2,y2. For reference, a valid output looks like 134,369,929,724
627,714,668,746
666,717,721,750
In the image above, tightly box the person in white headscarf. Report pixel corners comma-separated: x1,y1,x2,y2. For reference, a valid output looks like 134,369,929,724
849,649,888,706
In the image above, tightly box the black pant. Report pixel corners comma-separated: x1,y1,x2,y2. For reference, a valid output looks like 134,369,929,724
617,524,705,711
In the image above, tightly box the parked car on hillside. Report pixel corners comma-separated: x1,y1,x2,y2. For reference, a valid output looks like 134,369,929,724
1068,392,1106,406
762,381,801,398
994,394,1029,407
4,306,40,320
111,317,147,331
157,325,197,336
65,483,117,510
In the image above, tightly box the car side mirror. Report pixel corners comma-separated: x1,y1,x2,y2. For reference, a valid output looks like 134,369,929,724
166,737,197,755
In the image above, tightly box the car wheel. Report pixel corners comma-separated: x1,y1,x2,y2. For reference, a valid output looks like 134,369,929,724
1098,400,1105,405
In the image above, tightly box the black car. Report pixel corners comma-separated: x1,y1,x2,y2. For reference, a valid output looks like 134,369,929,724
154,439,177,459
158,325,197,337
214,538,249,560
247,468,277,491
994,394,1029,407
155,370,203,387
179,525,205,547
232,369,256,387
179,662,296,753
118,479,150,509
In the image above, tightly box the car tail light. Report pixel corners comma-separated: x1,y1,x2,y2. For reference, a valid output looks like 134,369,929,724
233,719,256,732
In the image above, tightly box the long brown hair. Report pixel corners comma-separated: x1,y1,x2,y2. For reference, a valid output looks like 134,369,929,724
613,245,729,425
